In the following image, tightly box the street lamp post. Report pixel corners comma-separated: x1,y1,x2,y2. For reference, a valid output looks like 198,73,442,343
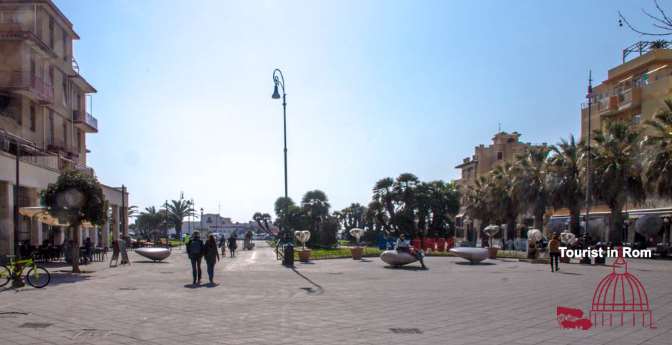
272,68,293,266
200,208,204,232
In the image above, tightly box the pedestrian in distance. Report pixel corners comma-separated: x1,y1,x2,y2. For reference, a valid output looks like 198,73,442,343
186,231,205,285
227,233,238,258
204,234,220,284
219,235,226,256
549,233,561,272
84,237,93,264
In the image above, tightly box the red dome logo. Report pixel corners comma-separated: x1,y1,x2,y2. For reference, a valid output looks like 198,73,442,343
557,247,655,330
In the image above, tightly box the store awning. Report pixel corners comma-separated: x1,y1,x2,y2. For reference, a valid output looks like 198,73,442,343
19,207,95,228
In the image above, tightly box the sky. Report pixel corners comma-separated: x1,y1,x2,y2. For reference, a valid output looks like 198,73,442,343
54,0,654,222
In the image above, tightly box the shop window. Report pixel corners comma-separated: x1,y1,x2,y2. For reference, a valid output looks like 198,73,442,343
497,151,503,160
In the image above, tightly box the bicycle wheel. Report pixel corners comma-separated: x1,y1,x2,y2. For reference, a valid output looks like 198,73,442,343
25,267,50,288
0,265,10,287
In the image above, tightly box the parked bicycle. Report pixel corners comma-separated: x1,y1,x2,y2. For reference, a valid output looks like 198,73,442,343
0,255,51,288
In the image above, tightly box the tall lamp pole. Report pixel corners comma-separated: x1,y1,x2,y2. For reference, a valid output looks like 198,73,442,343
585,71,593,242
200,208,204,232
272,68,293,266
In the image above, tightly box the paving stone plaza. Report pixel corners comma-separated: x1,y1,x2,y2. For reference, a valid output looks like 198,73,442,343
0,242,670,345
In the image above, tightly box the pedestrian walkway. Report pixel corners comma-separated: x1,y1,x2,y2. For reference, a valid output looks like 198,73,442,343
0,241,670,345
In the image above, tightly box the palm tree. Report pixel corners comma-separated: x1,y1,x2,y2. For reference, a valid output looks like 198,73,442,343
252,212,273,235
548,136,583,235
166,198,194,240
512,146,551,230
488,163,519,243
588,121,646,243
642,99,672,199
463,175,494,241
138,206,164,240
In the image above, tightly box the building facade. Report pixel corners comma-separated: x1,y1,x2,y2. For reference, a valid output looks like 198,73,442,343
574,44,672,244
0,0,128,255
454,131,534,246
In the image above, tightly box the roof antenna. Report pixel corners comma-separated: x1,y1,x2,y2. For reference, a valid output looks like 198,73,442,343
498,122,501,133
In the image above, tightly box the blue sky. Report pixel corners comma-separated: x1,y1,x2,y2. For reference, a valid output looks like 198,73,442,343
55,0,651,221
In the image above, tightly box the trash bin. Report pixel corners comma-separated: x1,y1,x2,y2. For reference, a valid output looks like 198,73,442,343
283,243,294,267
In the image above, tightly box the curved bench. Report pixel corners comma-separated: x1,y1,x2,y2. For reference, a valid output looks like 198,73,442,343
449,247,488,264
380,250,418,267
135,247,171,262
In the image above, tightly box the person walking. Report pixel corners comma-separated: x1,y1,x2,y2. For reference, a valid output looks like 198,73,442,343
218,235,226,256
227,233,238,258
83,237,93,264
186,231,205,285
549,233,561,272
204,234,220,284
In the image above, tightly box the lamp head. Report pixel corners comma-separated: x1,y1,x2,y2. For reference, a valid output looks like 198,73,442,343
272,83,281,99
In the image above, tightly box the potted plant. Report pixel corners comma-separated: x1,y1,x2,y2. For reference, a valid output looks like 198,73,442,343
349,228,365,260
483,224,500,259
294,230,311,262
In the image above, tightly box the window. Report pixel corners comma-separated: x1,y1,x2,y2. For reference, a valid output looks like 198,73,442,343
77,129,81,151
30,105,36,132
49,16,54,48
48,111,54,144
62,28,68,61
48,66,54,86
63,121,68,147
632,114,641,125
62,74,68,105
497,151,503,160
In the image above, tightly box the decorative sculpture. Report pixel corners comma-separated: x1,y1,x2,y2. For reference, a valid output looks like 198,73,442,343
483,224,500,258
135,247,171,262
380,250,418,266
449,247,489,264
294,230,311,262
349,228,365,260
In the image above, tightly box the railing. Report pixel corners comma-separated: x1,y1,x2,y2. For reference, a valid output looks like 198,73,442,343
19,155,59,171
0,71,54,103
0,13,52,53
73,110,98,131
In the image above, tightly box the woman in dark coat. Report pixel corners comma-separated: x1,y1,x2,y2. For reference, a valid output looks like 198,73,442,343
204,234,220,284
227,233,238,258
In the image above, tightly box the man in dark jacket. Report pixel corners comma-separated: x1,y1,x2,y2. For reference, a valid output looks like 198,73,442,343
186,231,205,285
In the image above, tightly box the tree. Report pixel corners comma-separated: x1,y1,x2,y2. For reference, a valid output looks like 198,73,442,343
136,206,164,240
334,203,367,241
588,122,646,243
463,175,494,240
166,198,194,240
42,170,108,273
619,1,672,36
642,99,672,199
488,163,519,242
273,197,306,235
548,136,584,235
425,180,460,237
512,146,551,230
301,190,332,247
252,212,273,235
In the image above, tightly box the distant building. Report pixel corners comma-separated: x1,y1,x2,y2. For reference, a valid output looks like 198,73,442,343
180,213,265,238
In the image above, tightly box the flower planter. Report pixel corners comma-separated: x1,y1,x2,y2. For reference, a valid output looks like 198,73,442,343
446,237,455,250
560,256,570,264
411,239,421,250
351,246,364,260
423,238,435,252
487,247,499,259
436,238,446,252
298,249,311,262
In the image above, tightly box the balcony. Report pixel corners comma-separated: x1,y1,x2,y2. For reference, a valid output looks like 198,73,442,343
0,20,53,56
73,110,98,133
0,71,54,104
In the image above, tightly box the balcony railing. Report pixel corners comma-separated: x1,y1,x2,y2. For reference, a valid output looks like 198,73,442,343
0,71,54,103
73,110,98,132
0,17,52,54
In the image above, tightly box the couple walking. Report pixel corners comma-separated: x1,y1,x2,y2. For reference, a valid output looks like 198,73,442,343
186,231,220,286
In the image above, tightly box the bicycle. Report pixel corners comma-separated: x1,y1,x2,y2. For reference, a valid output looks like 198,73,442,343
0,255,51,288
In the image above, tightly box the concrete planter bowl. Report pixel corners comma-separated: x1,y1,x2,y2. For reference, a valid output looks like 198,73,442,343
449,247,488,264
135,247,171,262
380,250,418,267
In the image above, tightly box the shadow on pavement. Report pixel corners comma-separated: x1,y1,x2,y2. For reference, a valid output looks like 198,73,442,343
133,260,169,264
383,265,428,271
454,262,496,266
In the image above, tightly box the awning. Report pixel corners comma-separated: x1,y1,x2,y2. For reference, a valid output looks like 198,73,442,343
19,206,95,228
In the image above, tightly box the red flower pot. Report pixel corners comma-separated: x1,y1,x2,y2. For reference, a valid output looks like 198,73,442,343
446,237,455,250
411,239,421,250
423,238,435,252
436,238,446,252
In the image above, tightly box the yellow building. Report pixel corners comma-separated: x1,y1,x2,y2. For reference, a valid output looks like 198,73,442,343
454,131,536,246
573,44,672,244
0,0,128,255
